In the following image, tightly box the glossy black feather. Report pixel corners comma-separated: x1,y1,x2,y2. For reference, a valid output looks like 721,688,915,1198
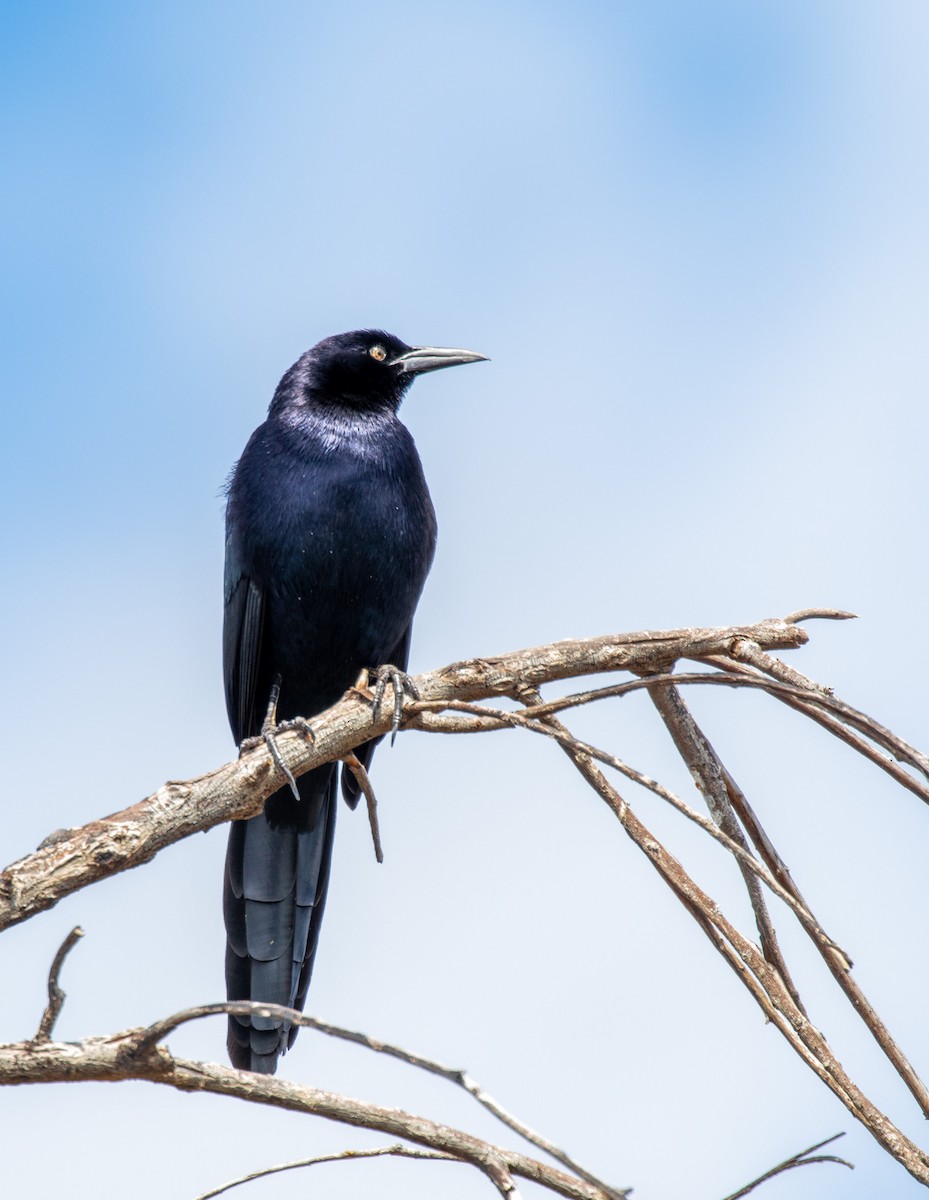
221,329,483,1073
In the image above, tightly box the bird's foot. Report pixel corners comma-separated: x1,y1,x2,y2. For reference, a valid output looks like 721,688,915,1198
370,664,420,745
276,716,316,743
259,675,300,801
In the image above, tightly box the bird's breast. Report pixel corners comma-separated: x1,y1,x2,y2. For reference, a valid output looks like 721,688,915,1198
230,418,437,712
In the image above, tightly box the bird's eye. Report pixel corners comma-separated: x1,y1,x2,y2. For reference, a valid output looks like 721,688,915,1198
369,345,387,362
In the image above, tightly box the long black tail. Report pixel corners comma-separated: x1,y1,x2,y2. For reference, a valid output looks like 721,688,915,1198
223,764,338,1073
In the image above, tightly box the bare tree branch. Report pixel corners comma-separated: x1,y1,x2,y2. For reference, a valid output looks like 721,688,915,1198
4,609,929,1194
721,1132,853,1200
191,1144,478,1200
646,679,806,1013
7,932,623,1200
412,685,929,1141
508,685,929,1187
409,700,850,967
126,997,625,1200
0,1032,613,1200
32,925,84,1043
341,752,384,862
0,617,811,932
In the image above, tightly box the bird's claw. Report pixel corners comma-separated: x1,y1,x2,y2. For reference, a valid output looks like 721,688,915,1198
277,716,316,743
240,726,301,801
239,680,313,796
263,729,300,801
259,675,300,801
370,664,420,745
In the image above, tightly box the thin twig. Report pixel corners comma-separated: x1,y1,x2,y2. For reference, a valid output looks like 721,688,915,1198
721,1132,853,1200
191,1143,460,1200
342,752,384,862
508,687,929,1187
645,679,806,1014
413,692,929,1122
729,636,832,694
300,1016,627,1200
33,926,84,1042
1,1034,611,1200
700,653,929,788
409,701,850,963
695,666,929,1118
480,666,929,799
782,608,857,623
651,683,929,1137
124,999,627,1200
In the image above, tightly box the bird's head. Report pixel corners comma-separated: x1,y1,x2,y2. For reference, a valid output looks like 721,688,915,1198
274,329,488,415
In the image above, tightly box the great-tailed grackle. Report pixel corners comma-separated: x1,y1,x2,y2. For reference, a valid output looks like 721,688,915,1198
222,329,487,1073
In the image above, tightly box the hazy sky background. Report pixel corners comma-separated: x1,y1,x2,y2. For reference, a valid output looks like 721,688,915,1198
3,2,929,1197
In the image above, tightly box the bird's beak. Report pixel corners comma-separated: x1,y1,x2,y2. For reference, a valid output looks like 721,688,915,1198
391,345,489,375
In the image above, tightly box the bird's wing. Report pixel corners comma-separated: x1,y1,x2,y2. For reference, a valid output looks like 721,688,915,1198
340,624,413,809
223,549,267,745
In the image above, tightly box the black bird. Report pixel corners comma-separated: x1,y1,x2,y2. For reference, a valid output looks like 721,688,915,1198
222,329,487,1073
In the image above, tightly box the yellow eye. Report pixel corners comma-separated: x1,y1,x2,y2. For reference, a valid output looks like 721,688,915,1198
369,345,387,362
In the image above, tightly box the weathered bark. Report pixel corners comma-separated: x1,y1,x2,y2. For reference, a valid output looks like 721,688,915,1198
0,617,809,931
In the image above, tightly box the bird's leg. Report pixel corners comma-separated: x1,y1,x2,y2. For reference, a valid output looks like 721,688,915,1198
370,664,421,746
260,675,282,732
259,675,300,801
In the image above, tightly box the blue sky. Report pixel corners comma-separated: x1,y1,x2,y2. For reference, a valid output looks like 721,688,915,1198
3,3,929,1197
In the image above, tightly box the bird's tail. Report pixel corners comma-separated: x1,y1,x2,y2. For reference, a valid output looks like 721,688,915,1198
223,764,338,1073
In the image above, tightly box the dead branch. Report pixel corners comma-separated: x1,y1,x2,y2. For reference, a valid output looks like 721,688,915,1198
721,1132,853,1200
128,998,624,1200
646,678,806,1013
3,609,928,1193
341,751,384,862
191,1144,462,1200
32,925,84,1042
0,1028,611,1200
507,684,929,1187
0,616,811,931
6,927,624,1200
